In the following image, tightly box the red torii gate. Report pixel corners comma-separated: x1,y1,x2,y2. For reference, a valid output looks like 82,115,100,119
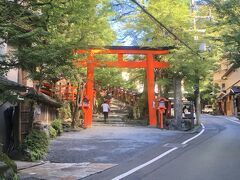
73,46,172,128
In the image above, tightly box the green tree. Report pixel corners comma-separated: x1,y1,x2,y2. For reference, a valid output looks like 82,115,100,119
0,0,117,128
208,0,240,67
114,0,216,127
0,0,116,83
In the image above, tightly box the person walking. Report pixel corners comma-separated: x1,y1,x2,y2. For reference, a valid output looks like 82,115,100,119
101,100,110,123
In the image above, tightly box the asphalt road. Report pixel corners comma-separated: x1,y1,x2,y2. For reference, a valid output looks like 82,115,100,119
47,126,190,164
83,115,240,180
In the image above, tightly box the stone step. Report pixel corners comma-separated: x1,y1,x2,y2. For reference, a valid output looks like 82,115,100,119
110,103,126,108
110,104,122,108
110,102,126,106
110,109,129,113
94,117,126,121
93,98,131,127
92,122,129,127
110,105,125,108
93,118,126,122
110,106,128,109
94,119,126,122
110,108,123,111
94,112,128,116
93,113,128,118
111,98,125,102
110,101,126,106
94,116,124,120
93,115,127,119
93,119,123,122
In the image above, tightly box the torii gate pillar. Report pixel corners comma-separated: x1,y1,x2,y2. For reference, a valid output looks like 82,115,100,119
147,54,157,126
84,52,95,128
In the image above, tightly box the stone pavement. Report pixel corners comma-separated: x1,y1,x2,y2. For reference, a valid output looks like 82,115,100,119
18,161,117,180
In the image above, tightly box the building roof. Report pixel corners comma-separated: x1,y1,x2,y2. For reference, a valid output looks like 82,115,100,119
0,76,27,91
103,46,175,51
81,46,175,51
216,91,227,100
230,86,240,94
25,91,61,108
0,76,61,107
221,64,234,79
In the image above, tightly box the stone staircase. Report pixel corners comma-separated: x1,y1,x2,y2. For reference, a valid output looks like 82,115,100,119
93,98,129,126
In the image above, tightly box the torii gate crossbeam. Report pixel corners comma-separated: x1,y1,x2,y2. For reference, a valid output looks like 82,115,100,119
73,46,172,128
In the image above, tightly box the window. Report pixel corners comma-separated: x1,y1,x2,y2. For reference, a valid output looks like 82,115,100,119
222,83,225,90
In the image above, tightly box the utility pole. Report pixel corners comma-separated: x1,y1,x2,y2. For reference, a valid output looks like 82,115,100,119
191,0,212,125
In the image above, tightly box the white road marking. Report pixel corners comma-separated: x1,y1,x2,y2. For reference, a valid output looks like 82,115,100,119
228,119,240,125
181,123,205,145
112,123,205,180
215,116,240,125
111,147,178,180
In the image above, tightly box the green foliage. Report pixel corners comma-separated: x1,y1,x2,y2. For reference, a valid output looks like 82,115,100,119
22,130,49,161
58,102,71,120
51,119,63,135
49,126,57,138
95,68,126,88
95,94,104,114
209,0,240,67
115,0,192,47
0,0,116,84
0,152,18,180
0,87,18,103
0,152,17,172
0,1,117,130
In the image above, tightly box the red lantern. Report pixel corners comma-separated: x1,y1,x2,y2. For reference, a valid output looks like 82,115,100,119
82,96,90,109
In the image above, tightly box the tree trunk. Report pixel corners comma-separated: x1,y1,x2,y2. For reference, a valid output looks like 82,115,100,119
174,76,183,129
163,80,172,98
195,79,201,125
139,72,149,119
196,92,201,125
71,83,81,128
158,83,163,97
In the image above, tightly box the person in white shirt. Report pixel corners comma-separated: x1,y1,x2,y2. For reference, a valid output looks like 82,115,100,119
101,100,110,123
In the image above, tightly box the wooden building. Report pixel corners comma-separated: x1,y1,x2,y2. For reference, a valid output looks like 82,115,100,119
0,76,61,153
213,60,240,116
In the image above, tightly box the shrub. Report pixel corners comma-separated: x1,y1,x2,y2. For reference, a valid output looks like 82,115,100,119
0,152,18,179
49,126,57,138
58,102,71,119
22,130,49,161
51,119,63,135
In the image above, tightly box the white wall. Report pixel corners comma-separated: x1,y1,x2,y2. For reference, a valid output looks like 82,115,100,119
0,42,7,56
6,69,19,83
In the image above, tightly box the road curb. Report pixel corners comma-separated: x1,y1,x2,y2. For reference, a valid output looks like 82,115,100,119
188,124,203,134
16,161,46,171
